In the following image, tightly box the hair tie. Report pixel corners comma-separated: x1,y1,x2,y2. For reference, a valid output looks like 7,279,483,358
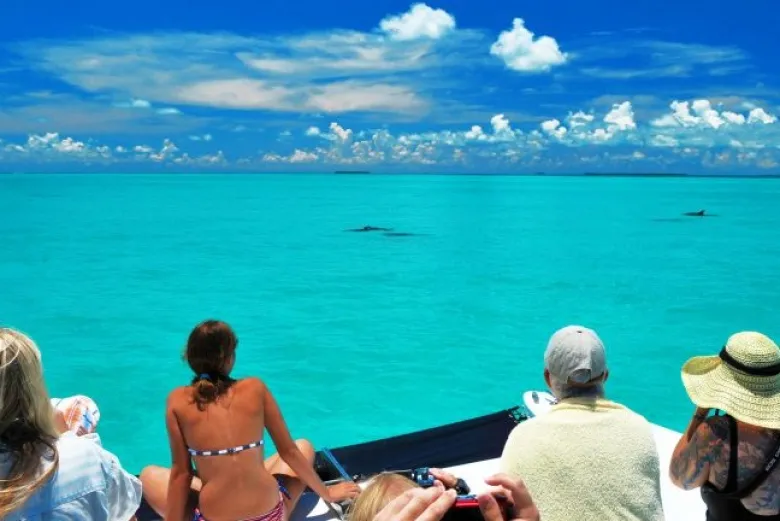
199,373,210,380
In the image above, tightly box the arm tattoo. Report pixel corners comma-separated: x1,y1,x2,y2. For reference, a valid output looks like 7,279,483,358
670,419,724,490
691,417,780,515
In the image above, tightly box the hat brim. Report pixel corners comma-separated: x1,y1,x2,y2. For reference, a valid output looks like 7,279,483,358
681,355,780,429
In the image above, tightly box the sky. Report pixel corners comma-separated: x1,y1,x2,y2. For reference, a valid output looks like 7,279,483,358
1,0,779,174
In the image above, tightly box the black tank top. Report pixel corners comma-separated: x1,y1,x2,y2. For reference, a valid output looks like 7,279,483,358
701,414,780,521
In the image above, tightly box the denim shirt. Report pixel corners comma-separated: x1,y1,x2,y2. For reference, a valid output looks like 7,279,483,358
0,432,142,521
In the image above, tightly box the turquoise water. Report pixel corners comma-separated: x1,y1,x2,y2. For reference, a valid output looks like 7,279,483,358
2,173,780,474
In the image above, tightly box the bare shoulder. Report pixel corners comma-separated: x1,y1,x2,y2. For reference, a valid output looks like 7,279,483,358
235,376,267,395
166,385,192,411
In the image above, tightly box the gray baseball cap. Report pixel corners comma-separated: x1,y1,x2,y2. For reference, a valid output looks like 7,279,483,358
544,325,607,384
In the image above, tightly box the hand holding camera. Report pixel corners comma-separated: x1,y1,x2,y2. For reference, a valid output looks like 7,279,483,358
373,472,539,521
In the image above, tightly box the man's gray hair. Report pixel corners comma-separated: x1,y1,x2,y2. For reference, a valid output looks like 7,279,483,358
549,375,605,400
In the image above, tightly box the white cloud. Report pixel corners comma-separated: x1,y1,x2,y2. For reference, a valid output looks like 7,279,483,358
289,149,318,163
541,119,567,139
304,82,427,113
149,140,178,161
14,20,463,117
329,122,353,142
603,101,636,131
652,100,777,129
176,79,293,110
464,125,486,140
722,111,746,125
651,135,679,147
5,95,780,172
174,150,227,166
52,137,86,153
490,114,511,134
535,102,636,144
748,108,777,124
567,111,594,128
691,100,725,129
157,107,182,115
379,3,456,41
490,18,567,73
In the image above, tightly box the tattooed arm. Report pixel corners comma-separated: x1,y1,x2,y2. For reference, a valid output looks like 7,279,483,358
669,407,724,490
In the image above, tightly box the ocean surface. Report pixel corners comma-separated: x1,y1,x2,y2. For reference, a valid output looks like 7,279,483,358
2,173,780,474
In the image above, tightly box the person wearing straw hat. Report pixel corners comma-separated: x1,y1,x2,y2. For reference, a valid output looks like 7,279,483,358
669,331,780,520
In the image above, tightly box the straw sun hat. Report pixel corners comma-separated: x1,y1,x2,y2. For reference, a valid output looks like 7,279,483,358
682,331,780,429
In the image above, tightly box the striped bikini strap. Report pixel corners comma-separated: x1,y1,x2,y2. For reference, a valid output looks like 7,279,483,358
188,440,264,457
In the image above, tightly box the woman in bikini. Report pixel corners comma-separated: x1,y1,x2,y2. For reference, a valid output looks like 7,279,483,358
150,319,360,521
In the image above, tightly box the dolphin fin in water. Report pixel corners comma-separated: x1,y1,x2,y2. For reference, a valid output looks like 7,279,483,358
345,225,394,232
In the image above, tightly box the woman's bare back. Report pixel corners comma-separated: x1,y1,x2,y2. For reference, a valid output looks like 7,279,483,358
171,377,282,519
707,416,780,516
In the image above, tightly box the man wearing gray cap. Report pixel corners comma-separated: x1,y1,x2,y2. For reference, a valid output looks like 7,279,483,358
498,325,665,521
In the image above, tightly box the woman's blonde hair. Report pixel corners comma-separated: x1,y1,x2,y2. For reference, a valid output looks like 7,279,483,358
347,473,418,521
0,328,60,517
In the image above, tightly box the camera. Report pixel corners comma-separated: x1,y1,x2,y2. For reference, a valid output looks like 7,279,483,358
402,468,511,521
409,467,437,488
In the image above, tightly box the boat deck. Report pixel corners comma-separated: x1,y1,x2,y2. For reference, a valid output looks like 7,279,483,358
136,399,705,521
290,423,705,521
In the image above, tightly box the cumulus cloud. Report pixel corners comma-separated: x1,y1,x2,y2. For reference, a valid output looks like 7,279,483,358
652,99,777,129
379,3,456,41
603,101,636,131
262,150,316,163
541,119,567,139
5,97,780,172
329,122,353,142
464,125,486,140
748,108,777,125
536,102,636,144
290,149,318,163
567,111,595,128
490,114,511,134
490,18,567,72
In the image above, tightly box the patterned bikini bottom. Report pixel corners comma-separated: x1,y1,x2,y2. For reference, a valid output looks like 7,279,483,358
192,479,290,521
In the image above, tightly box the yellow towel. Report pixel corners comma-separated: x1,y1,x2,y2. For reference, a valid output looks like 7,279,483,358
499,398,665,521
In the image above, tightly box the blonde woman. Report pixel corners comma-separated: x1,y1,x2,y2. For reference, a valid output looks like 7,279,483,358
0,328,142,520
348,470,539,521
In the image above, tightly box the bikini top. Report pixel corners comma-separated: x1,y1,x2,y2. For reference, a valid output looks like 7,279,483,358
188,440,264,457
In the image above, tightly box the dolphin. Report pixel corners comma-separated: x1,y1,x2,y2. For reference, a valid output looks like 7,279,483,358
345,225,394,232
683,210,706,217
